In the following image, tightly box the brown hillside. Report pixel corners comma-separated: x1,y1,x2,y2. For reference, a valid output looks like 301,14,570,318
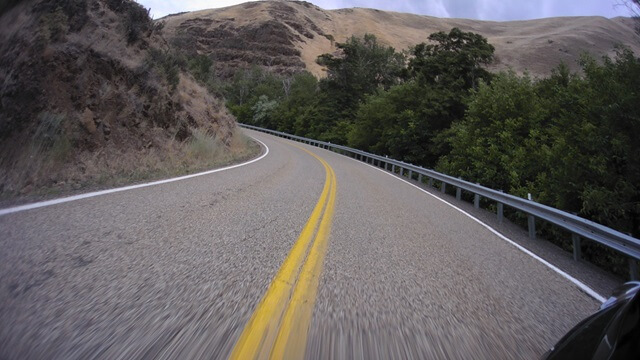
0,0,255,202
160,0,640,78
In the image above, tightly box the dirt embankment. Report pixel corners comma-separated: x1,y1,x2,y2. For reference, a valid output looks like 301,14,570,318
164,1,320,78
160,0,640,78
0,0,258,204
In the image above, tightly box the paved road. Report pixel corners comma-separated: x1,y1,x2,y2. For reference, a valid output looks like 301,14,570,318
0,129,605,359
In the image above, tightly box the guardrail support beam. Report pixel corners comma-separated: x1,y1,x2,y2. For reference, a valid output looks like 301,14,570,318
408,170,413,180
456,187,461,200
497,202,504,224
441,182,446,193
474,194,480,209
418,174,423,184
528,215,536,240
572,234,582,261
392,164,395,173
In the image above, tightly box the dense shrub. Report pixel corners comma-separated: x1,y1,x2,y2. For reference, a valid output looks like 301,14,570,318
187,54,213,83
146,49,186,90
34,0,88,32
106,0,153,44
39,7,69,43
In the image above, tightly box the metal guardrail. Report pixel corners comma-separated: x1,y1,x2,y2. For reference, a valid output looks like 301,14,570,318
240,123,640,280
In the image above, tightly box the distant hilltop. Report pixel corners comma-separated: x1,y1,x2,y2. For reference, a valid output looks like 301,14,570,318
160,0,640,78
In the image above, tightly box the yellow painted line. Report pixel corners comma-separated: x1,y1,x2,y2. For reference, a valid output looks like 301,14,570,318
230,143,337,360
270,162,336,359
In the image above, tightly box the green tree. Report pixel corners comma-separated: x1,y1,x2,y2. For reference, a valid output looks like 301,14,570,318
409,28,495,91
565,50,640,236
224,66,284,124
438,49,640,238
349,28,495,166
251,95,279,128
314,34,406,142
437,72,548,194
271,72,319,134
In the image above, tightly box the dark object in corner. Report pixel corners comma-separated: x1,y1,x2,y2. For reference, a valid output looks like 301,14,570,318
542,281,640,359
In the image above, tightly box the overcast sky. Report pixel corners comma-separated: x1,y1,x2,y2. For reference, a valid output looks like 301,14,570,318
138,0,630,20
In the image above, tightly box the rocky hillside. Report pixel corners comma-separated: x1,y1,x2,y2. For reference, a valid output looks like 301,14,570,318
0,0,255,201
160,0,640,78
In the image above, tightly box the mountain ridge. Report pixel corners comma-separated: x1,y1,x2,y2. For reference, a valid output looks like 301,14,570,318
160,0,640,78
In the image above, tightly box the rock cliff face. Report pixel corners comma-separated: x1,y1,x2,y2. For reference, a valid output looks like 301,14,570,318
0,0,247,200
161,0,640,78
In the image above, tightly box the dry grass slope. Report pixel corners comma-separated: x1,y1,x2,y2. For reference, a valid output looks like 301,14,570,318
0,0,259,204
160,0,640,77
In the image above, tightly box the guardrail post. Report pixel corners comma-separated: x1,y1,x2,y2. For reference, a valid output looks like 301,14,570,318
474,193,480,209
528,215,536,240
418,174,423,184
408,170,413,180
392,164,395,173
428,178,433,187
399,168,404,176
630,259,638,281
441,182,446,193
456,187,461,200
572,234,582,261
497,202,503,224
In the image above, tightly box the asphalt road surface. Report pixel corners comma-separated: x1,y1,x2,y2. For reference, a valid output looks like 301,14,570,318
0,129,607,359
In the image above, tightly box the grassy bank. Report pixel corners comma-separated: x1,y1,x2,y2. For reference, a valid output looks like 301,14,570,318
0,128,261,207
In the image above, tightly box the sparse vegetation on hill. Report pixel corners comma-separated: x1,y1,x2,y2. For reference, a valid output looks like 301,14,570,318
160,1,640,78
0,0,258,203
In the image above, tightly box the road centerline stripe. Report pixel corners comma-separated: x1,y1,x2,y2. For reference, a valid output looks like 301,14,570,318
270,161,337,359
230,143,337,360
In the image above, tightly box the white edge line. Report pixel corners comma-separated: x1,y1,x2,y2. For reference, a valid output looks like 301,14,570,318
0,136,269,217
340,154,608,303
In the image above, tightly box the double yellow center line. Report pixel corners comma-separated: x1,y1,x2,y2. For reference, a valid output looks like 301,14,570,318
230,145,337,360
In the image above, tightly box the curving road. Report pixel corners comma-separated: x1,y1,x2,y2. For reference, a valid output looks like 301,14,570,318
0,129,606,359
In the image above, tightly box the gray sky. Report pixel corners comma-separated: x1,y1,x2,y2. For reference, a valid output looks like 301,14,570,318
138,0,630,20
